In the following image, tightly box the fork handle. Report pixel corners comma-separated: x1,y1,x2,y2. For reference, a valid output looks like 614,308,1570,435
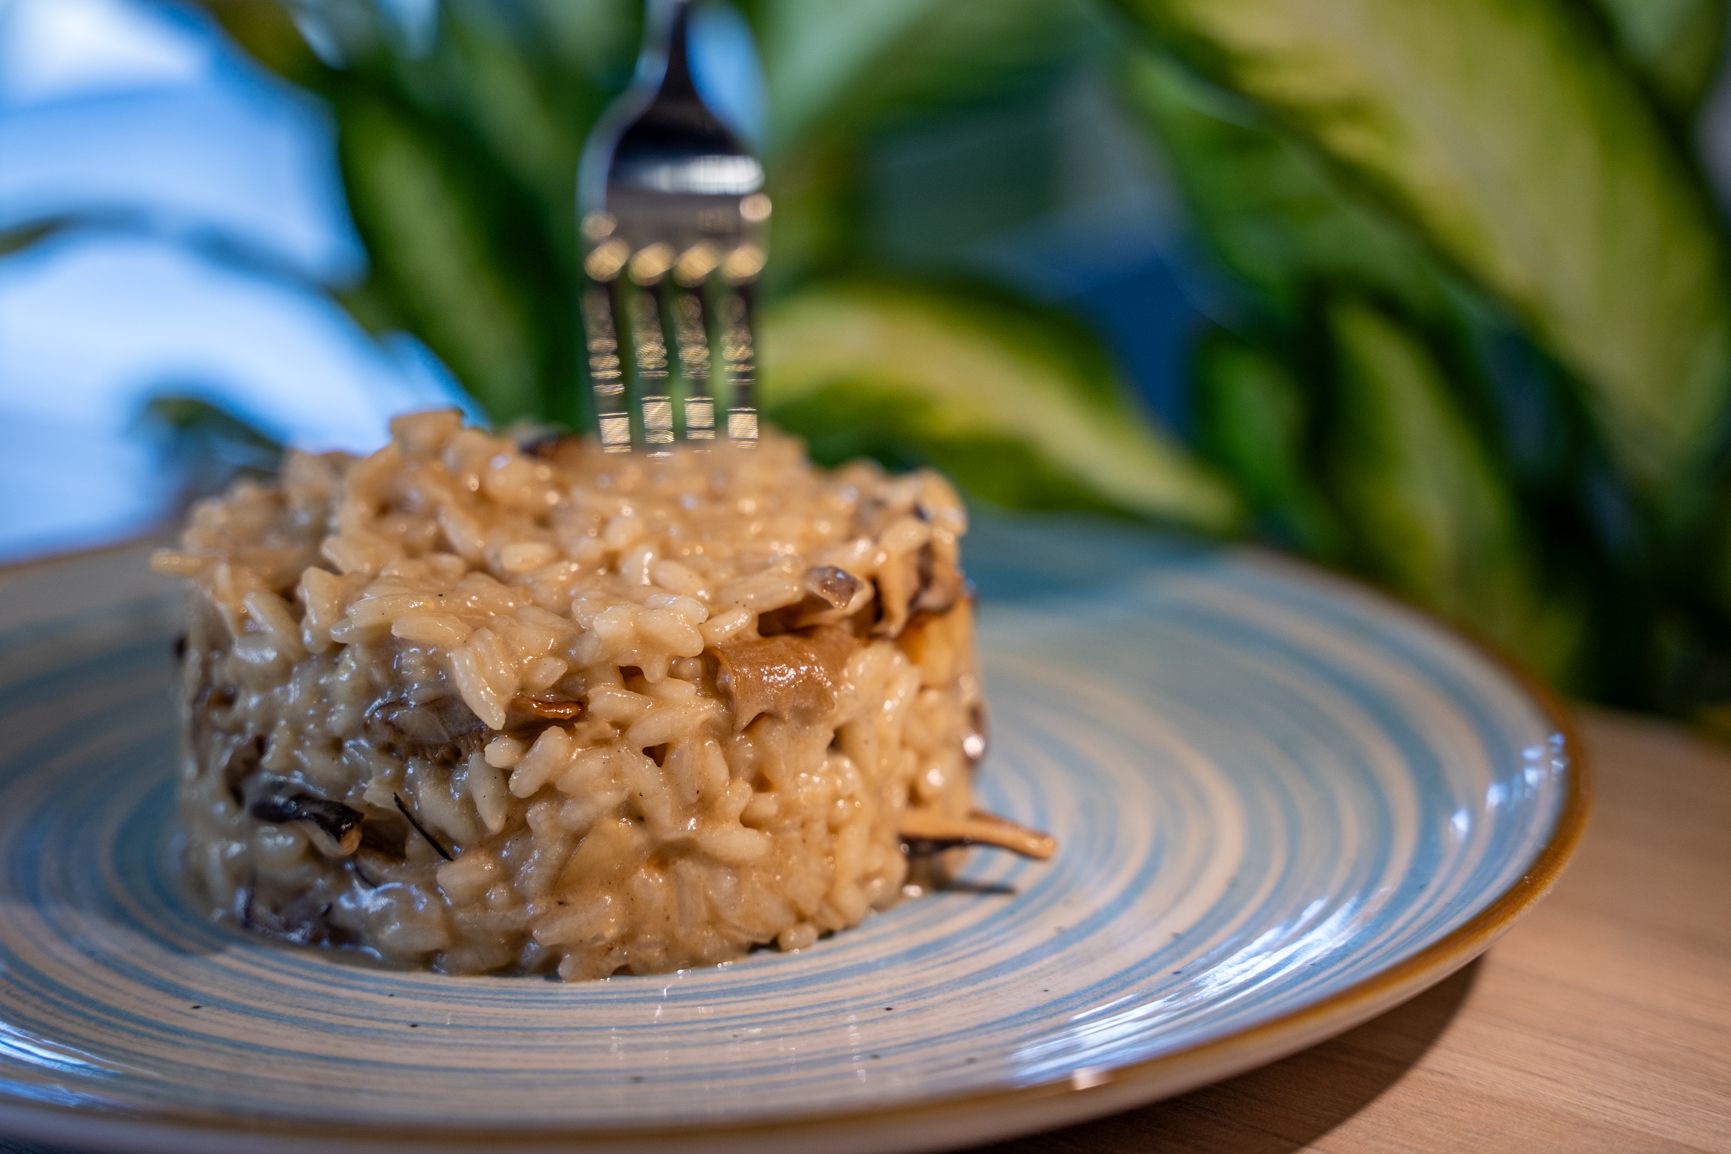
642,0,699,103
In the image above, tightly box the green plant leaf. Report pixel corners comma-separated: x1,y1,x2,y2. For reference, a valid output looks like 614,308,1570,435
1596,0,1726,112
1191,330,1344,556
140,394,284,470
1108,0,1731,507
0,218,72,259
1325,299,1581,677
335,95,549,423
433,12,587,223
195,0,630,427
388,2,634,259
759,281,1244,531
1326,300,1519,602
508,0,640,84
189,0,337,91
747,0,1102,155
1120,54,1449,323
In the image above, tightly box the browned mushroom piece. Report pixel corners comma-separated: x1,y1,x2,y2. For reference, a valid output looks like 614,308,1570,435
872,552,917,638
509,694,585,722
896,596,976,688
899,808,1057,860
805,565,864,611
248,777,366,857
713,625,859,729
760,566,869,633
518,431,580,462
365,695,488,760
910,536,965,616
369,693,584,754
872,533,966,639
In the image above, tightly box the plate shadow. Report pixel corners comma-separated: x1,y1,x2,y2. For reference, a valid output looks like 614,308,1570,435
968,959,1483,1154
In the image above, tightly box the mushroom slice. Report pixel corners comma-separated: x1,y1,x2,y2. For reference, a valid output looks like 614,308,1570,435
509,694,584,722
898,808,1056,861
803,565,865,614
714,625,858,729
249,777,365,857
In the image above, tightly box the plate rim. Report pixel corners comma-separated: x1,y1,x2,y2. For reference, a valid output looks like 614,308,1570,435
0,534,1592,1152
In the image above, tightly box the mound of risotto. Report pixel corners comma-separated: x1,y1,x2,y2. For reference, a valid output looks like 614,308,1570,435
151,411,1050,979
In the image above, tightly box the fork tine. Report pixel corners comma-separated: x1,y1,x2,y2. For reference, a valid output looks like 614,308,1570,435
580,238,631,453
671,243,721,443
670,284,716,442
626,245,676,451
717,247,763,445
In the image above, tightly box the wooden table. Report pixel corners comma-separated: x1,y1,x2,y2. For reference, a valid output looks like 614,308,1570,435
973,710,1731,1154
0,711,1724,1154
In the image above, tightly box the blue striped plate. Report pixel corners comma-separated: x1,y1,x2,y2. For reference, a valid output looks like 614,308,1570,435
0,517,1585,1153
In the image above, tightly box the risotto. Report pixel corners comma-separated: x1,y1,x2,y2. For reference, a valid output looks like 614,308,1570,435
151,411,1049,979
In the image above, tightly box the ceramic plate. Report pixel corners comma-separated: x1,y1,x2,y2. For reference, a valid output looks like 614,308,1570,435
0,518,1585,1154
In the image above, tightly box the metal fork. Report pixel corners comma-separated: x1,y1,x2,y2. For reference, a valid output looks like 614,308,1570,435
578,0,767,453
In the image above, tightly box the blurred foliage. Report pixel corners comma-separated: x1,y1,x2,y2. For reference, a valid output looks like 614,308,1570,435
26,0,1731,719
1113,0,1731,507
762,281,1241,529
1598,0,1728,110
138,396,286,499
1107,0,1731,709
